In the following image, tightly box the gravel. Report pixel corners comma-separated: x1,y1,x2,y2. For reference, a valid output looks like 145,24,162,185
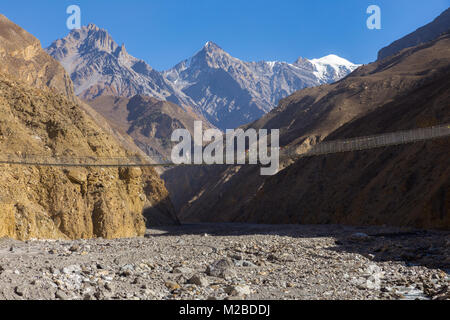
0,223,448,300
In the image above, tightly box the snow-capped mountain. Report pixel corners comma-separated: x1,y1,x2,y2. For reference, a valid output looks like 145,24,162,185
47,26,360,130
164,42,360,129
307,54,362,82
46,24,194,108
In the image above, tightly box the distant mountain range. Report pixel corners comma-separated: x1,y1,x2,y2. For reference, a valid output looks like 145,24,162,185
47,26,359,130
164,41,359,129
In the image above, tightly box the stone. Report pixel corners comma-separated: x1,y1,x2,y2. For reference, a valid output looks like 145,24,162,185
14,285,27,297
225,285,251,297
349,233,370,241
165,281,181,291
119,264,134,277
234,260,258,268
188,275,209,287
230,254,243,261
69,244,80,252
66,169,87,185
62,265,82,275
55,290,70,300
96,263,106,270
172,266,193,274
104,282,115,292
206,258,236,279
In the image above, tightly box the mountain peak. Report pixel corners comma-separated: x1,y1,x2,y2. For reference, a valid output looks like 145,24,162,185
46,23,192,104
203,41,223,52
53,23,119,55
294,56,309,65
310,54,358,67
113,43,129,59
119,43,127,53
86,23,100,31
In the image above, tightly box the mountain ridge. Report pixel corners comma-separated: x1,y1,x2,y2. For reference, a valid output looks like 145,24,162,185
47,25,359,130
164,41,360,129
46,24,196,109
0,14,75,100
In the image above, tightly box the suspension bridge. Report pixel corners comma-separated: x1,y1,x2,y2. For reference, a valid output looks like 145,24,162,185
0,124,448,167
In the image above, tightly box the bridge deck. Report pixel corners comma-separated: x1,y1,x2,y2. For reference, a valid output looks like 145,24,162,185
0,124,448,167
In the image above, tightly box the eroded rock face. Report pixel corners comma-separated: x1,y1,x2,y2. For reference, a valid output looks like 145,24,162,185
0,14,74,100
0,72,175,240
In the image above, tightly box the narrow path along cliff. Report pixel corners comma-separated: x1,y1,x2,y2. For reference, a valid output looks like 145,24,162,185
0,223,448,300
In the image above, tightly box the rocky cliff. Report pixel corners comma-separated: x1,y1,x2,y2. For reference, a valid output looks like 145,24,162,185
45,24,195,108
0,15,176,240
0,14,74,100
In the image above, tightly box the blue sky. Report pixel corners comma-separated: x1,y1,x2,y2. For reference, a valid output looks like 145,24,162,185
2,0,449,70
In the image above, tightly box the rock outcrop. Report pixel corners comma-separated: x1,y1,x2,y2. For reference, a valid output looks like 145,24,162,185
0,14,74,100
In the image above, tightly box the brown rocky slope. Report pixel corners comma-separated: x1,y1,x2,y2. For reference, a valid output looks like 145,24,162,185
177,33,450,229
241,62,450,228
87,94,209,160
0,15,176,240
0,14,74,100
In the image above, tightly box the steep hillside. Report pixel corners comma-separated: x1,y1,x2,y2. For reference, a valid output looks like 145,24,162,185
0,15,177,240
378,7,450,60
88,94,208,159
241,70,450,228
177,33,450,229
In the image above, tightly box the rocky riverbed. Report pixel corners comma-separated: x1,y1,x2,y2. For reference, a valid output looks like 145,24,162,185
0,223,448,300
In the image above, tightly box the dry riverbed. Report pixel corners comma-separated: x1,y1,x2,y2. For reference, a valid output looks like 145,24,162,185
0,223,448,300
